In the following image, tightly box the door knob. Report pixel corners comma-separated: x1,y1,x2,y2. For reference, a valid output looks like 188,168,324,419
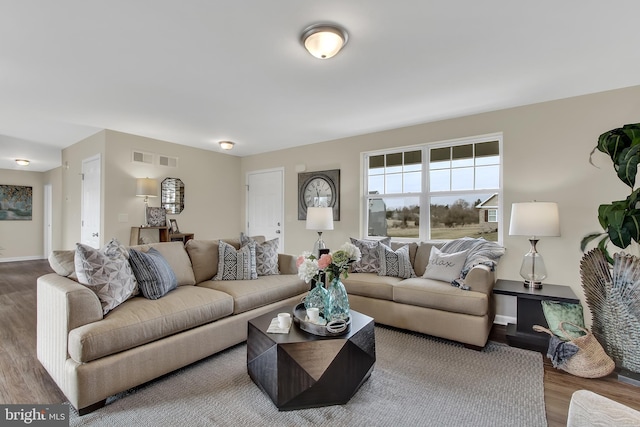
92,232,99,237
275,230,281,234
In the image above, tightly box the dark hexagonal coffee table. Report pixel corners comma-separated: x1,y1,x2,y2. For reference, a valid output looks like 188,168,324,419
247,308,375,411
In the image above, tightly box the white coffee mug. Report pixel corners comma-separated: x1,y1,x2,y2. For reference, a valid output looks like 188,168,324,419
307,307,320,323
278,312,291,328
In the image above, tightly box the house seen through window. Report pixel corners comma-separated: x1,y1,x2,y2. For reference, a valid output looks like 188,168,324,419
364,134,502,242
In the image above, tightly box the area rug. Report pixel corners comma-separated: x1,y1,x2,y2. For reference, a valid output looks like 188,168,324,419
69,326,547,426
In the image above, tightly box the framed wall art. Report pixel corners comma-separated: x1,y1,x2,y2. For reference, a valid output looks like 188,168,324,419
0,185,32,220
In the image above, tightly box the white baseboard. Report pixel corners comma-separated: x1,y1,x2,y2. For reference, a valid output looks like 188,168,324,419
0,255,46,263
494,315,516,326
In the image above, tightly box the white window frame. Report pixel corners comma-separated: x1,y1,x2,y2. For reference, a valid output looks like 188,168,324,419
361,133,503,243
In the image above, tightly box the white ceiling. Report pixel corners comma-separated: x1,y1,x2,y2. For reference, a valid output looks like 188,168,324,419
2,1,640,172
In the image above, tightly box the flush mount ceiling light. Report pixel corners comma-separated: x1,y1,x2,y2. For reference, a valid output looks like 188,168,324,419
301,24,348,59
219,141,235,150
15,159,30,166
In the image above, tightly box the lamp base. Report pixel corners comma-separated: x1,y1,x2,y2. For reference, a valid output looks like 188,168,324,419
523,280,543,290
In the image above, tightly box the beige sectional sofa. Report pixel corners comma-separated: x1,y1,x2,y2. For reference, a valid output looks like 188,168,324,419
342,241,497,348
37,237,498,415
37,238,308,414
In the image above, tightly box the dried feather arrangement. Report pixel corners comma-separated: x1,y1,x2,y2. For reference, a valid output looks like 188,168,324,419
580,249,640,373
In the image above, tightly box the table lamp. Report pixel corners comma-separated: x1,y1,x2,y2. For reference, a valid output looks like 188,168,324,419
306,207,334,258
509,201,560,289
136,178,158,226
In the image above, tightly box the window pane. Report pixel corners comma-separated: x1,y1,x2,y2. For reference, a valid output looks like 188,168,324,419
385,153,402,174
404,171,421,192
451,144,473,168
475,165,500,189
430,169,450,191
475,155,500,166
367,196,420,238
476,141,499,157
431,147,450,162
368,175,384,194
429,160,449,170
369,155,384,169
451,167,473,190
429,194,497,241
404,150,422,165
386,174,402,193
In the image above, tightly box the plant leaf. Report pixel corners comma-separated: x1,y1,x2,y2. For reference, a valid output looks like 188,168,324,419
580,232,606,252
622,123,640,144
616,145,640,188
597,127,631,165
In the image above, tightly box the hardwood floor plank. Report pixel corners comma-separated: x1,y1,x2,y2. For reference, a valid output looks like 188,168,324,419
1,259,639,425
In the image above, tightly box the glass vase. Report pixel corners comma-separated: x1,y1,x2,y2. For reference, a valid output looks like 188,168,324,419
326,276,350,322
304,279,329,319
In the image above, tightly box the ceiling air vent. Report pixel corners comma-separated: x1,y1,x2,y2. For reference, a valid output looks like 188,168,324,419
159,155,178,168
132,150,154,165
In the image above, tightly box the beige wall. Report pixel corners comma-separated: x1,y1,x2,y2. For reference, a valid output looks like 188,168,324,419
240,85,640,322
0,169,45,260
61,130,243,249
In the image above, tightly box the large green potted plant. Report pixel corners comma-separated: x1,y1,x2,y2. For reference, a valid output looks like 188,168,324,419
581,122,640,260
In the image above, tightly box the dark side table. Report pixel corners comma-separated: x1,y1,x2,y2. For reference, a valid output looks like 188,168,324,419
493,279,580,353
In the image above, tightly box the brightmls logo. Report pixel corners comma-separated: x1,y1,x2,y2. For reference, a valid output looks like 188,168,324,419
0,405,68,426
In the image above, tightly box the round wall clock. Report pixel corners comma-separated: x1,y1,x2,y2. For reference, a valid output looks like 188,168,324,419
298,169,340,220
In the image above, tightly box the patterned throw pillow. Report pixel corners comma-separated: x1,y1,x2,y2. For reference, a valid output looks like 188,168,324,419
129,248,178,300
422,247,468,282
215,240,257,280
350,237,391,273
74,238,138,314
240,233,279,276
377,244,415,279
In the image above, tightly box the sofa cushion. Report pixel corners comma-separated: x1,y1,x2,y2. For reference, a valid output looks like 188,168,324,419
129,248,178,300
185,239,220,283
422,247,468,282
215,240,257,280
413,241,445,277
391,241,418,267
74,239,138,315
68,286,234,363
48,249,78,280
378,244,416,279
341,272,403,301
393,278,489,317
199,274,308,314
130,241,196,286
349,237,391,273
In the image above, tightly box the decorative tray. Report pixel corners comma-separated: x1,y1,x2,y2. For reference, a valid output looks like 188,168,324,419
292,303,351,337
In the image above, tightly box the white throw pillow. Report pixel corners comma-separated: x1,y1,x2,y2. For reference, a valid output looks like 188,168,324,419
422,247,468,282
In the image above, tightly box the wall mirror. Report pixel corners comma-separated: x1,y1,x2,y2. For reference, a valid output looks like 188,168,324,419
161,177,184,214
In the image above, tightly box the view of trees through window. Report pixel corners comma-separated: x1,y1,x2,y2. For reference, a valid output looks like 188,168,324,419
365,135,501,242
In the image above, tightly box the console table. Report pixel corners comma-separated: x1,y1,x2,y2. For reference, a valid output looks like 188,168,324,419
130,226,170,246
493,279,580,353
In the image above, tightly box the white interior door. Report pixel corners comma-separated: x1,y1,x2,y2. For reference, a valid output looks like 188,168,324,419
44,184,52,257
81,155,101,248
247,168,284,251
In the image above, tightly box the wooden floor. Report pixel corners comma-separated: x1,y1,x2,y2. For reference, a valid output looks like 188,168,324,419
1,259,639,426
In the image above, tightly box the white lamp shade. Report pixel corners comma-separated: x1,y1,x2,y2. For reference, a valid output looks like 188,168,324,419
509,202,560,237
306,207,334,230
136,178,158,197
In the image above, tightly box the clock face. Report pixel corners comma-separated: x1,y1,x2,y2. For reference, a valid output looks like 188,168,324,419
303,177,333,207
297,169,340,221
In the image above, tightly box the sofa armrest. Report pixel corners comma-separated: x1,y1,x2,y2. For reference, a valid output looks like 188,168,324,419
37,273,103,387
464,264,495,294
278,253,298,275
